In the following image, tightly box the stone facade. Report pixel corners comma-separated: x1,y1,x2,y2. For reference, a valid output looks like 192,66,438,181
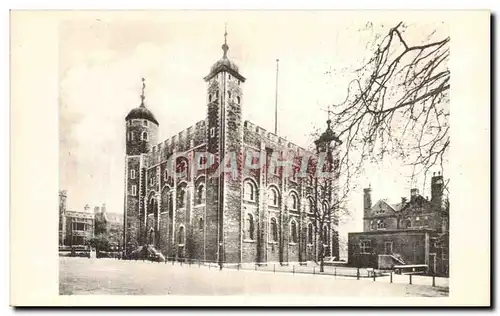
348,173,449,276
58,197,95,247
123,35,341,265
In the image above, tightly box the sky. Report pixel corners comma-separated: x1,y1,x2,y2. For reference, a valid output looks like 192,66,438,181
59,12,448,247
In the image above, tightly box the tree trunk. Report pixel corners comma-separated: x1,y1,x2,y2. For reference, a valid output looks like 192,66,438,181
320,244,325,272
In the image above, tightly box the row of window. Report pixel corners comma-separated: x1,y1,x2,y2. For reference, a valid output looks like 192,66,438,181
359,240,448,260
208,90,241,104
127,119,150,127
141,184,207,213
131,180,331,215
71,222,90,231
127,131,149,141
360,240,394,254
244,180,328,213
243,214,328,245
154,217,333,248
369,216,433,231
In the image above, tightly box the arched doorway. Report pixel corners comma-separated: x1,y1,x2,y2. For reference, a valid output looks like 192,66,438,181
148,228,155,245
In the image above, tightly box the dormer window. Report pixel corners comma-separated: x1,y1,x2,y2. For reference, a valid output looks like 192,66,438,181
143,120,148,126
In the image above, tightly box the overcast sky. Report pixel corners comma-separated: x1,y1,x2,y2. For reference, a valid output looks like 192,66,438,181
59,12,447,246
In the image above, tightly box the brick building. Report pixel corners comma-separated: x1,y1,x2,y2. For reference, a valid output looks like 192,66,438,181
123,31,342,265
347,173,449,276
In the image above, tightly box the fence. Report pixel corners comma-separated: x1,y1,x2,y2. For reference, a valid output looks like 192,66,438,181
77,254,447,288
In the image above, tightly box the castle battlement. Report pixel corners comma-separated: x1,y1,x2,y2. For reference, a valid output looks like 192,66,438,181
123,33,341,264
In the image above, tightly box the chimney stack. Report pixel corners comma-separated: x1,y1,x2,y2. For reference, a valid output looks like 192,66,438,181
431,172,444,210
401,197,408,204
363,186,372,214
410,188,419,202
84,204,90,212
101,203,107,214
94,206,100,214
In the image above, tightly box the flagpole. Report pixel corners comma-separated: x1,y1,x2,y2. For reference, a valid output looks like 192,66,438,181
274,59,279,135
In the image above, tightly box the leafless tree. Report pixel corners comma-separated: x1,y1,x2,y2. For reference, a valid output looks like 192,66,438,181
305,135,351,272
329,22,450,191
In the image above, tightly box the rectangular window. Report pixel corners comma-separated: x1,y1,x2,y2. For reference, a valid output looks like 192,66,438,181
130,132,134,141
143,120,148,126
131,185,137,196
442,248,448,260
360,240,371,254
384,241,393,254
72,222,85,231
72,236,84,245
210,127,215,138
130,169,136,179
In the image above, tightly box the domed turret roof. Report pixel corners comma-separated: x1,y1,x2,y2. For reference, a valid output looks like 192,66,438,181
125,78,159,125
204,26,246,82
210,56,239,74
125,104,159,125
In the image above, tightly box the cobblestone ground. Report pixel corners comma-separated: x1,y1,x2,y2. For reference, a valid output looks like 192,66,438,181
59,257,449,297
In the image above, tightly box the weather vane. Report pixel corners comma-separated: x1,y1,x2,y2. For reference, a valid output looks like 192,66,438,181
140,77,146,106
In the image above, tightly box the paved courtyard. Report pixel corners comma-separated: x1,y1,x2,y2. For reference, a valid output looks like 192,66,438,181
59,257,449,297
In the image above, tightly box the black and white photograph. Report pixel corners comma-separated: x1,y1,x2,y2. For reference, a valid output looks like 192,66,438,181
9,9,491,306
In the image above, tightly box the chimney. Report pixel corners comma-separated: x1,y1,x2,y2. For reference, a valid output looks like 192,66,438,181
410,188,419,202
101,203,107,214
431,172,444,209
363,186,372,213
401,197,408,204
84,204,90,212
94,206,100,214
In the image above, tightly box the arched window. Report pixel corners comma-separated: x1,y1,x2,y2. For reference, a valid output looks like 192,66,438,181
141,131,148,141
288,193,298,210
178,226,185,245
199,217,204,230
270,218,278,242
322,203,328,214
237,96,241,104
322,225,328,244
164,169,168,180
290,220,298,243
228,91,232,99
377,220,386,229
243,180,256,202
167,192,173,219
196,183,205,205
176,158,189,178
305,198,313,213
216,90,219,99
148,196,157,215
178,188,186,208
268,187,279,207
307,223,314,244
245,213,255,240
209,94,212,102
